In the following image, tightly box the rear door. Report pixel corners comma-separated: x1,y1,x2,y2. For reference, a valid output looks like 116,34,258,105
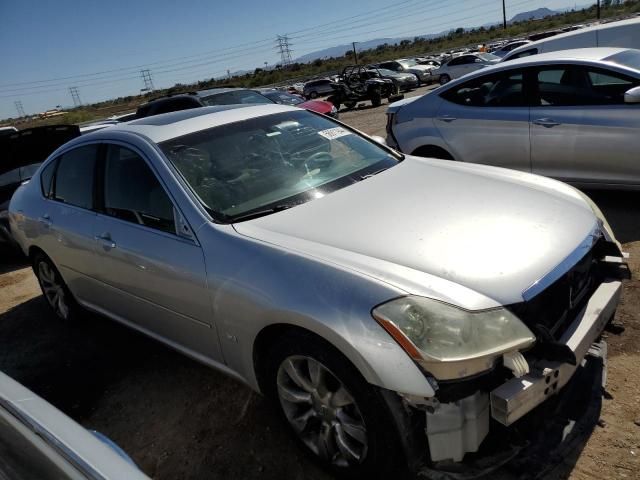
40,144,101,302
434,68,531,171
91,143,222,360
530,64,640,185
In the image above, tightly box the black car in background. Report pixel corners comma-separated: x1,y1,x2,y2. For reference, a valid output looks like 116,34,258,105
0,125,80,248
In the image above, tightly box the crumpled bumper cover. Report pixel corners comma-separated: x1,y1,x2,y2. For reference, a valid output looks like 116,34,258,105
490,279,621,426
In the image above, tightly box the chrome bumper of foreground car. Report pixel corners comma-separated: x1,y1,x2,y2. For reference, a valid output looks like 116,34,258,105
490,279,622,426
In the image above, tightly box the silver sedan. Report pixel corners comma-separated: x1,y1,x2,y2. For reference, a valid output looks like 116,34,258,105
9,104,625,477
387,47,640,189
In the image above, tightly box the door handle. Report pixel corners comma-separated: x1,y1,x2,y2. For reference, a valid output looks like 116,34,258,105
38,214,52,227
95,233,117,249
436,115,457,123
533,118,561,128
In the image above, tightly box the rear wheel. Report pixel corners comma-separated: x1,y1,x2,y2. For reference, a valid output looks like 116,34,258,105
265,332,404,479
439,74,451,85
371,92,382,107
344,101,356,110
309,91,319,99
33,253,80,322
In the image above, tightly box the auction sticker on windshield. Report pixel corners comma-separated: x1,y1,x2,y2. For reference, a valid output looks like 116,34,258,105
318,127,351,140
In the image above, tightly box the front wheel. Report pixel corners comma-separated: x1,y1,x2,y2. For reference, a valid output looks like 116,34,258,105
439,74,451,85
327,96,340,111
266,333,404,478
370,92,382,107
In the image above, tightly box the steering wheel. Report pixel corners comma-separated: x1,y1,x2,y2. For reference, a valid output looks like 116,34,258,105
304,151,333,173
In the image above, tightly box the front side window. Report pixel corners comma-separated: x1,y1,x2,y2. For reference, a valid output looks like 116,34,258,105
506,48,538,61
103,146,175,234
536,66,637,106
160,110,400,222
441,70,525,107
53,145,98,209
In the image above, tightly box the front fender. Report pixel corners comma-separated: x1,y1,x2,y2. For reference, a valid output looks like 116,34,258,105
201,225,436,398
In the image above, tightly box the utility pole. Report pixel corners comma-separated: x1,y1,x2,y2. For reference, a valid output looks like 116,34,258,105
227,69,231,80
276,35,293,67
69,87,81,107
502,0,507,29
14,100,25,118
596,0,601,19
352,42,359,64
140,69,155,92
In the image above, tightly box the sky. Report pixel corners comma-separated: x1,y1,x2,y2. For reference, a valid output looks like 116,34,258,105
0,0,588,120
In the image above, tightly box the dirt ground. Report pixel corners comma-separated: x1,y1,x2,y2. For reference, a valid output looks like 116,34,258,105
0,87,639,479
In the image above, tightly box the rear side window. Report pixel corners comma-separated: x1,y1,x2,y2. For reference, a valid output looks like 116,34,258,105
103,145,175,234
53,145,98,209
40,159,57,197
441,70,525,107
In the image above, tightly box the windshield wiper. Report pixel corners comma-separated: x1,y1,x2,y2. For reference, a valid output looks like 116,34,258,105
229,204,295,223
360,167,389,180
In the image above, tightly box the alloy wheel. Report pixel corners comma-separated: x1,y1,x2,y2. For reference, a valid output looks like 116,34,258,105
37,261,69,320
277,355,368,467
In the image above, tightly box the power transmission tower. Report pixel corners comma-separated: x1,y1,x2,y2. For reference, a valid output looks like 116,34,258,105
141,69,155,92
14,101,26,117
69,87,82,107
276,35,293,67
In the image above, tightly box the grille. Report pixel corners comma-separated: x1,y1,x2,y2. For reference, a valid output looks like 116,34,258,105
509,248,600,341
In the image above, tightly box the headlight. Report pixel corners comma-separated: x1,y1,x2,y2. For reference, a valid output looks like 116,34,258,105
372,296,535,380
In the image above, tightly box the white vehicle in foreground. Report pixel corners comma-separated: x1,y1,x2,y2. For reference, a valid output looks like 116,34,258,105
0,371,148,479
432,53,500,84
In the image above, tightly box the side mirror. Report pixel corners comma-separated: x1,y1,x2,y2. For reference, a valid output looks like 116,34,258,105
370,135,387,146
624,86,640,104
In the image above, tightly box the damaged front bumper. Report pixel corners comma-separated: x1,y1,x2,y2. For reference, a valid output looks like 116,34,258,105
401,277,622,467
491,279,621,426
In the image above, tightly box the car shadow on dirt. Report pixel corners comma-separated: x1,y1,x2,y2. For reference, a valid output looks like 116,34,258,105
0,295,330,480
0,247,28,275
584,189,640,244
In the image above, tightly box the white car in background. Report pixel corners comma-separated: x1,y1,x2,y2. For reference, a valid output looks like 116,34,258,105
432,52,500,85
502,17,640,62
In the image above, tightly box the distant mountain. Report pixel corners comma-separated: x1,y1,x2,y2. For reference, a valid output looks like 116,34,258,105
510,7,556,23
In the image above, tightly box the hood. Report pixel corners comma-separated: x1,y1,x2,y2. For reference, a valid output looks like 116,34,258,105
234,157,597,307
299,99,333,114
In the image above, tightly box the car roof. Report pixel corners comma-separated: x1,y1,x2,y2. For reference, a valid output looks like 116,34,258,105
504,17,640,59
79,104,299,143
196,87,252,96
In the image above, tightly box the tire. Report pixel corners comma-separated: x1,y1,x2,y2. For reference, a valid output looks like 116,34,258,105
309,91,319,99
371,92,382,108
327,96,340,111
439,74,451,85
264,332,405,479
344,101,356,110
33,252,81,322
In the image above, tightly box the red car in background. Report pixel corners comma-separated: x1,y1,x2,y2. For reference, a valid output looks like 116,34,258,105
259,89,339,118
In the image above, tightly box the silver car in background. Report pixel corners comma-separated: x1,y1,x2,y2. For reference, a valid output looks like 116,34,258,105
9,104,626,477
387,48,640,189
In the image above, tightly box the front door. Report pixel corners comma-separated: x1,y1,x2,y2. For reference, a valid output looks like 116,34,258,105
91,143,222,361
530,65,640,186
435,68,531,171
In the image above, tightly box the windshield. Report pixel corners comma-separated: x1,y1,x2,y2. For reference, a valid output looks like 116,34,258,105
376,68,397,76
201,90,273,106
160,110,399,222
263,91,305,106
606,49,640,71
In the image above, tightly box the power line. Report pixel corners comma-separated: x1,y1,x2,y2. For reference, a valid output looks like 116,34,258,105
69,87,81,107
14,101,25,117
